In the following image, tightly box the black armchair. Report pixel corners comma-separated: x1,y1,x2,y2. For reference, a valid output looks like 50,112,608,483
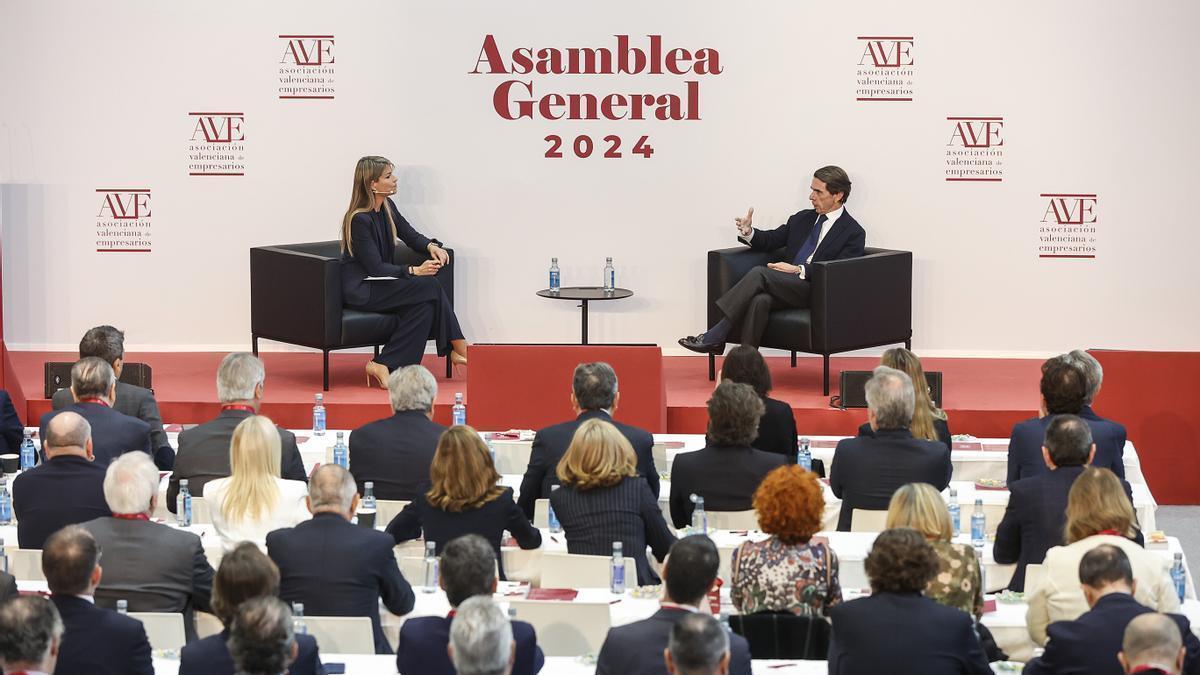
707,246,912,394
729,611,831,659
249,240,454,390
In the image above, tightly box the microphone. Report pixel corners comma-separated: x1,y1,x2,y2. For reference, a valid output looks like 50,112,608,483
370,188,396,194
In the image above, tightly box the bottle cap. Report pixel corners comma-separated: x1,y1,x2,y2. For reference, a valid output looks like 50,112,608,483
180,479,189,487
365,481,374,489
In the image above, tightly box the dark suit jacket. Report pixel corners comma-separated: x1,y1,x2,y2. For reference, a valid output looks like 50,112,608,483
347,409,446,501
51,594,154,675
550,476,676,586
397,614,543,675
12,455,110,549
268,512,416,654
741,207,866,276
52,380,170,458
168,408,307,513
340,198,436,306
1007,407,1127,483
857,417,952,450
596,606,752,675
385,487,541,581
668,444,785,529
829,429,952,531
179,629,324,675
828,592,991,675
40,401,151,467
81,516,214,642
0,389,23,454
0,572,15,605
755,396,798,461
518,410,658,520
1023,593,1200,675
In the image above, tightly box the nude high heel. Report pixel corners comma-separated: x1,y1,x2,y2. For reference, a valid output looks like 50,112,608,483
365,361,390,389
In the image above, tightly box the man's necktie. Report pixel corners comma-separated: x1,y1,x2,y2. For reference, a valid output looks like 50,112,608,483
792,214,828,266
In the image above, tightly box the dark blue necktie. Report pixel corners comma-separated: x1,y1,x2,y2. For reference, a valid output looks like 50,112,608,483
792,214,828,266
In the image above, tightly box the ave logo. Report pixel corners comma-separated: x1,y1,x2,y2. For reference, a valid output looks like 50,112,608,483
1038,193,1098,259
947,118,1003,148
857,37,914,68
189,113,244,143
1041,194,1097,225
278,34,336,100
95,189,152,253
855,36,914,102
944,117,1005,182
279,36,334,66
96,190,150,220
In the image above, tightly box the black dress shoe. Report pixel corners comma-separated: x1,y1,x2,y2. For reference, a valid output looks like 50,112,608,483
678,335,724,355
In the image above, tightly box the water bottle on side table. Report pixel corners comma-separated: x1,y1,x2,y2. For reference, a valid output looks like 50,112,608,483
797,437,812,471
117,599,128,615
312,394,326,437
176,479,192,527
423,541,439,592
690,494,707,535
332,431,348,469
0,478,11,526
948,488,961,535
548,485,561,533
292,603,307,634
1171,552,1187,602
19,431,36,470
610,542,626,594
549,258,561,294
970,499,986,546
359,481,377,529
452,393,467,426
603,257,615,293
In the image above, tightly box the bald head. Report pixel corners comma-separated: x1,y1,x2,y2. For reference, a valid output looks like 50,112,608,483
1121,613,1185,674
44,412,92,459
307,464,358,518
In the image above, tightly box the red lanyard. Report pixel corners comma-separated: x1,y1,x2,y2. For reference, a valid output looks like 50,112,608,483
1098,529,1122,536
112,513,149,521
78,397,109,407
222,405,256,413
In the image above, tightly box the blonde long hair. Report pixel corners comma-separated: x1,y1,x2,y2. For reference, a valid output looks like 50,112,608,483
556,419,639,491
881,348,946,442
1065,467,1136,544
340,155,398,256
221,416,282,524
886,482,953,542
426,426,505,512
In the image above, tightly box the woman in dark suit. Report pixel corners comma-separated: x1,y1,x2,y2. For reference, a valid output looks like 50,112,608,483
340,156,468,387
719,345,797,461
857,348,951,448
550,418,676,586
385,425,541,580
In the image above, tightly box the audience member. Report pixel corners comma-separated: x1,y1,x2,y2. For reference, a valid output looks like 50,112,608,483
448,596,516,675
1024,545,1200,675
0,387,23,454
886,482,983,620
385,426,540,580
828,528,991,675
717,345,797,461
268,464,415,654
731,465,841,616
551,418,676,585
205,415,310,551
665,613,731,675
669,382,785,529
348,364,447,501
1027,467,1178,645
227,597,298,675
39,357,152,466
397,534,543,675
1007,353,1126,482
50,325,173,467
1066,349,1130,442
43,525,152,675
180,542,323,675
597,535,751,675
1121,614,1189,675
0,596,63,675
829,366,951,531
518,362,658,519
12,412,109,549
858,348,951,448
81,452,214,642
169,352,307,512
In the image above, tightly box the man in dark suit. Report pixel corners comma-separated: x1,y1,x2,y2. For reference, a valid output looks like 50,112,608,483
665,614,732,675
669,382,785,529
1023,545,1200,675
1007,352,1127,483
50,325,174,468
42,525,153,675
829,366,952,531
348,364,446,501
596,535,751,675
268,464,415,654
40,357,152,467
168,352,307,512
397,534,543,675
679,166,865,354
518,362,659,519
81,451,214,643
0,595,64,675
0,388,24,454
13,411,110,549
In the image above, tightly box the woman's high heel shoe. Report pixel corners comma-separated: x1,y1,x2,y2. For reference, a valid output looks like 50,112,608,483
365,361,390,389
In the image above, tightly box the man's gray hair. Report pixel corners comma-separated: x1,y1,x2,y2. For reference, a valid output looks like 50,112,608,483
865,365,915,430
71,356,115,399
450,596,513,675
228,596,295,675
573,362,618,411
217,352,265,403
1066,349,1103,404
441,534,497,607
44,411,92,451
668,612,730,675
1122,613,1183,670
0,596,64,667
308,464,357,511
102,451,160,515
389,365,438,412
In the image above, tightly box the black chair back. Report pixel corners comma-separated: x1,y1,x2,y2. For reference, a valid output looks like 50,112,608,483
729,611,830,659
44,362,153,398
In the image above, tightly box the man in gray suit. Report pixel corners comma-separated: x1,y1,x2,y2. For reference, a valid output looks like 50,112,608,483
82,451,214,642
51,325,173,468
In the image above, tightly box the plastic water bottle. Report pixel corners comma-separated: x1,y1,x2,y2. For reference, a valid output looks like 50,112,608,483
19,431,35,470
610,542,626,594
602,257,615,292
0,540,7,575
690,494,707,535
332,431,348,469
970,499,986,546
948,488,961,535
1171,553,1187,602
548,485,561,533
452,393,466,426
312,394,326,437
486,438,496,467
176,479,192,527
797,437,812,471
116,599,128,615
423,541,439,592
0,478,11,526
974,541,987,594
292,603,307,634
359,481,377,529
719,612,732,634
549,257,561,294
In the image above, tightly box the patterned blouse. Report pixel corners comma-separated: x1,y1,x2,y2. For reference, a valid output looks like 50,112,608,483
926,540,984,620
730,536,843,616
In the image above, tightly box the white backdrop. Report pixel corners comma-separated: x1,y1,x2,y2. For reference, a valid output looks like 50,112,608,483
1,0,1198,356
